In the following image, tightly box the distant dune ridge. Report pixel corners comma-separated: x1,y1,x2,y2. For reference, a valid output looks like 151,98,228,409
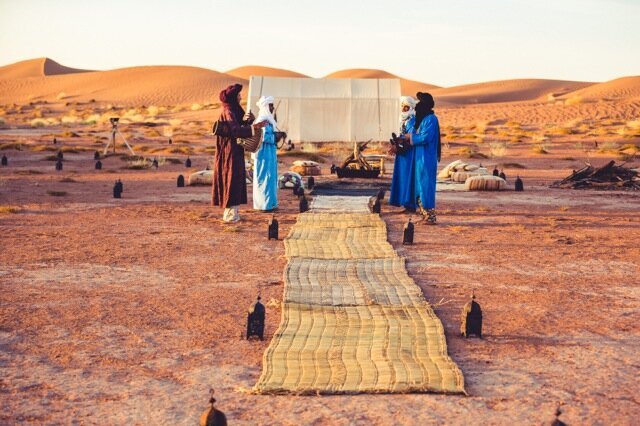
226,65,310,80
0,57,91,79
325,68,441,98
0,58,638,107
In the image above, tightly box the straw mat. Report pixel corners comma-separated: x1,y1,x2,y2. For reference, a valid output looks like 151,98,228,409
254,196,465,394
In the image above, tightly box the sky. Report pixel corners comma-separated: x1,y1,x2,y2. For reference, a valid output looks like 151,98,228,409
1,0,638,87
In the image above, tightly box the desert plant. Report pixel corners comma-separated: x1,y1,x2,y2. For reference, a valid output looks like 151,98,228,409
191,103,203,111
532,142,550,154
56,92,67,100
0,206,20,214
564,95,584,105
30,118,47,127
489,141,508,158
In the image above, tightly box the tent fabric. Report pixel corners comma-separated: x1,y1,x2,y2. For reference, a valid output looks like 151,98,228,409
247,76,401,143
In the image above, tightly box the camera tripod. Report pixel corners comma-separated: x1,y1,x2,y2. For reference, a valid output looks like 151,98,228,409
104,118,136,155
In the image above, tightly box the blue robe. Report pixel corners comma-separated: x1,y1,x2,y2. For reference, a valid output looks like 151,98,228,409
389,116,416,209
412,114,440,209
252,124,278,210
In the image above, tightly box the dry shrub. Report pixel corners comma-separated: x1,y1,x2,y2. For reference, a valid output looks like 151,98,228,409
0,142,23,151
597,141,620,153
456,146,487,159
547,126,573,136
0,206,21,214
30,118,47,127
564,95,584,105
532,143,550,154
627,120,640,130
489,141,508,158
146,106,159,116
56,92,67,100
61,115,80,124
191,103,203,111
15,169,43,175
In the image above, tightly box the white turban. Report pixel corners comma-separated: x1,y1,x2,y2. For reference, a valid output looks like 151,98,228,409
399,96,416,123
255,95,278,130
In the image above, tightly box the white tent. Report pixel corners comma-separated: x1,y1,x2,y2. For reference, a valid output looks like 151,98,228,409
246,76,400,143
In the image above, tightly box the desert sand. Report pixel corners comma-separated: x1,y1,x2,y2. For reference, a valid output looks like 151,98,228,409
0,58,639,425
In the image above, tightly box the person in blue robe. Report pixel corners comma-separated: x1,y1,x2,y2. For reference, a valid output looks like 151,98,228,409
389,96,417,211
252,96,278,211
409,92,441,224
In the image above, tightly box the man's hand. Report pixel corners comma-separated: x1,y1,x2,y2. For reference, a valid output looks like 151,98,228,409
243,111,255,123
252,120,268,129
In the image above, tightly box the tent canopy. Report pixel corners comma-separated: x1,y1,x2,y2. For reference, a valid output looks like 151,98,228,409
247,76,401,143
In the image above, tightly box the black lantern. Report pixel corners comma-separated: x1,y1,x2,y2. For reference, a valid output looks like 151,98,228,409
515,176,524,192
376,188,386,201
113,179,123,198
369,196,380,214
1,155,7,166
94,151,100,160
499,170,506,181
152,158,159,169
403,218,414,245
177,175,185,187
247,296,265,340
95,160,102,170
53,137,57,145
268,215,278,240
460,293,482,338
57,151,63,160
55,159,63,171
299,196,309,213
200,389,227,426
307,176,315,191
492,166,499,177
185,157,192,168
330,164,337,174
168,138,172,145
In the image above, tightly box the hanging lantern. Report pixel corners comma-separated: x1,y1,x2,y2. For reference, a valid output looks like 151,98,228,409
246,296,265,340
268,215,279,240
177,175,185,187
460,293,483,338
185,157,192,168
403,218,414,245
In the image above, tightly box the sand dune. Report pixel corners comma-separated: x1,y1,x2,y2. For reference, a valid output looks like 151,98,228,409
561,76,640,101
325,68,440,97
0,64,247,105
0,57,91,80
431,79,594,105
226,65,309,80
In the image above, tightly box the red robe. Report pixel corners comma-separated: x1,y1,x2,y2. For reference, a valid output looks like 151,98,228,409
212,85,254,208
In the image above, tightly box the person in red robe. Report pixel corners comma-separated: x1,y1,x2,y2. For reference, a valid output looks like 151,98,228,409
212,84,266,222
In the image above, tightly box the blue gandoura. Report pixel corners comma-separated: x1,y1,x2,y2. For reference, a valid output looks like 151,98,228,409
389,96,417,211
252,96,279,211
411,92,441,225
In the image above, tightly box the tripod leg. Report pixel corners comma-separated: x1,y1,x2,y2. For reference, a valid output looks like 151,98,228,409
117,129,136,156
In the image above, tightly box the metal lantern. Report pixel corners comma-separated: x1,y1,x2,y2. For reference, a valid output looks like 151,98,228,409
268,215,279,240
460,294,483,338
95,160,102,170
185,157,192,168
299,196,309,213
499,170,507,181
515,176,524,192
307,176,315,190
246,296,265,340
94,151,100,160
403,218,414,245
55,159,63,171
177,175,185,187
1,155,7,166
200,389,227,426
113,179,123,198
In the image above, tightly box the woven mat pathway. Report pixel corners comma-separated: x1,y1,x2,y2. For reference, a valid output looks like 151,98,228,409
254,196,465,394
